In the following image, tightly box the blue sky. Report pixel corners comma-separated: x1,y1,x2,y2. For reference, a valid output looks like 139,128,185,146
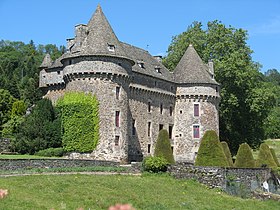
0,0,279,72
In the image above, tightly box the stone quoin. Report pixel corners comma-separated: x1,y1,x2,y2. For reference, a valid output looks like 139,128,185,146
39,5,220,163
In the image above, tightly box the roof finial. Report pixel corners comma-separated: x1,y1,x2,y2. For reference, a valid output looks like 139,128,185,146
189,43,193,47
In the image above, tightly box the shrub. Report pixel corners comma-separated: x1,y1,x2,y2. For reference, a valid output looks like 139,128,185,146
35,147,64,157
57,92,99,153
195,130,228,167
221,141,234,167
234,143,255,168
256,143,277,168
154,129,175,164
270,148,280,167
142,156,168,173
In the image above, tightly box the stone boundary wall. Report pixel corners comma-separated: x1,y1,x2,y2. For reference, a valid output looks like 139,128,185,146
0,138,11,153
168,162,272,191
0,159,119,171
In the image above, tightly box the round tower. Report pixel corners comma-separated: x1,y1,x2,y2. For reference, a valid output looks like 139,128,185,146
173,44,220,162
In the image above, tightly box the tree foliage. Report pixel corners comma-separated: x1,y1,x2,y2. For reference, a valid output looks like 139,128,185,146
163,21,277,154
234,143,255,168
57,92,99,153
195,130,228,167
256,143,277,168
270,148,280,167
221,141,234,167
154,129,175,164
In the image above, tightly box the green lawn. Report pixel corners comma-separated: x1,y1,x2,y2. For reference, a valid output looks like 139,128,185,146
0,174,278,210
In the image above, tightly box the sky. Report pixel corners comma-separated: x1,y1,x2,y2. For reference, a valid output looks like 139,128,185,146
0,0,279,72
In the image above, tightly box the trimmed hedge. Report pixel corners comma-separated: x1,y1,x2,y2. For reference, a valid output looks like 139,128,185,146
270,148,280,167
35,147,64,157
142,156,168,173
154,129,175,164
221,141,234,167
234,143,255,168
57,92,99,153
195,130,229,167
256,143,277,168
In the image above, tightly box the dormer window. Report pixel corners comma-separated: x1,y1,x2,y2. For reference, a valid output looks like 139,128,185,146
137,61,144,68
108,44,115,52
155,66,161,74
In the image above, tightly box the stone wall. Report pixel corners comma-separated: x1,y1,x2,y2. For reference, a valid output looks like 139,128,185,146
0,138,11,153
168,162,274,194
0,159,119,171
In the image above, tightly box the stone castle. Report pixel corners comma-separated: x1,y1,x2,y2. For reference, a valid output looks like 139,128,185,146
39,5,220,163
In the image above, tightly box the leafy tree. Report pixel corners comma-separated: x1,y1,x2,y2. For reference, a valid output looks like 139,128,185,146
154,129,175,164
11,100,26,117
0,89,16,129
221,141,234,167
264,69,280,86
195,130,228,167
256,143,277,168
234,143,255,168
163,21,275,153
263,107,280,139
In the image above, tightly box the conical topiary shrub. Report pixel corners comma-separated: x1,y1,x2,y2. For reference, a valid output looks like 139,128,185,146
154,129,175,164
256,143,277,168
270,148,280,167
195,130,229,167
221,141,234,167
234,143,255,168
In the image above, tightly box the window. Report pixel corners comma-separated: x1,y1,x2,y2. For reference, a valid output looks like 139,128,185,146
193,125,200,138
132,119,136,135
148,101,151,112
116,87,120,99
115,111,120,127
160,103,163,114
148,122,151,137
159,124,163,131
148,144,151,154
180,110,183,114
154,81,157,87
69,59,72,65
155,66,161,74
108,44,115,52
169,125,173,139
115,136,120,146
194,104,199,117
57,71,61,75
169,106,173,116
137,62,144,68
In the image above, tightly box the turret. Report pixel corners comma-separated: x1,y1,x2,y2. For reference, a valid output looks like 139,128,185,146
173,44,220,162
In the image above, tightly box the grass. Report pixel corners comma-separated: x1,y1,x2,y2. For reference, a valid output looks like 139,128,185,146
0,173,279,210
253,139,280,161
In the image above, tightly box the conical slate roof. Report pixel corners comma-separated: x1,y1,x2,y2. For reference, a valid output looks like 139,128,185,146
40,53,52,68
79,5,128,59
173,44,217,84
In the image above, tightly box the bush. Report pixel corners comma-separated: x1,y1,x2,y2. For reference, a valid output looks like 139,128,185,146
154,129,175,164
195,130,229,167
57,92,99,153
35,147,64,157
142,156,168,173
256,143,277,168
234,143,255,168
221,141,234,167
270,148,280,167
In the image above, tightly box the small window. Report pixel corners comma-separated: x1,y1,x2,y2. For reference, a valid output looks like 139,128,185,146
69,59,72,65
169,106,173,116
108,44,115,52
193,125,200,139
115,136,120,146
216,86,218,92
115,111,120,127
148,144,151,153
137,61,144,68
155,66,161,74
148,102,151,113
169,125,173,139
132,119,136,135
180,110,182,114
148,122,151,137
57,71,61,75
159,124,163,131
160,103,163,114
154,81,157,87
118,62,122,66
194,104,199,117
116,86,120,100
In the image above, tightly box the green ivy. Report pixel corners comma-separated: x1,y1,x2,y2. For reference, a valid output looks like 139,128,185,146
57,92,99,153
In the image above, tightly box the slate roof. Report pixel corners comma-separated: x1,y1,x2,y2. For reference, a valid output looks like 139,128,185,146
40,54,52,68
173,44,218,84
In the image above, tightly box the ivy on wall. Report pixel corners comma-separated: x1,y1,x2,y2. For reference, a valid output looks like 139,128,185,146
57,92,99,153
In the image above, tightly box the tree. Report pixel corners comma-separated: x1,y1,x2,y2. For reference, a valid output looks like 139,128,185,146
270,148,280,167
154,129,175,164
221,141,234,167
234,143,255,168
0,89,16,130
256,143,277,168
163,21,274,153
195,130,228,167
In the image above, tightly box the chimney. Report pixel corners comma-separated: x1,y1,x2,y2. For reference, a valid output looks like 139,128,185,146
153,55,162,63
208,60,214,79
